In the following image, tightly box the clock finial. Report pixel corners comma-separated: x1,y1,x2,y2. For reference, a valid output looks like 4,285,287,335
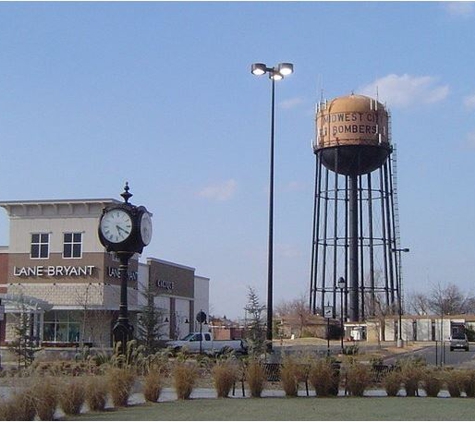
121,182,133,204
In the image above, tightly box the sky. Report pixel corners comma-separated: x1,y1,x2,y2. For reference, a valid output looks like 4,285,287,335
0,2,475,319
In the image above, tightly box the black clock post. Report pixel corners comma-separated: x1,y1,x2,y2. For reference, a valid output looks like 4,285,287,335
98,183,153,355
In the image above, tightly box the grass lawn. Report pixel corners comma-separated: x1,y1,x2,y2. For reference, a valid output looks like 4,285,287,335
71,397,475,421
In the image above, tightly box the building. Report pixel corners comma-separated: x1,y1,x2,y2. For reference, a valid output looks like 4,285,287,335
0,198,209,348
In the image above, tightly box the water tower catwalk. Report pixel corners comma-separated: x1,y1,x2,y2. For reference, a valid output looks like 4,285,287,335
309,94,402,322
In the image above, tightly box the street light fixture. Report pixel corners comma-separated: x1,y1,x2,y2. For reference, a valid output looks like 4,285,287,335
251,61,294,353
338,277,346,353
392,247,410,348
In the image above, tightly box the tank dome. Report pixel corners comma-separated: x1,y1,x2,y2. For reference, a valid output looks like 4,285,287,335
314,94,391,176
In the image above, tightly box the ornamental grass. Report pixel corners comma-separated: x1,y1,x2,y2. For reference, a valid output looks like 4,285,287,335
382,370,402,397
400,362,423,397
461,369,475,397
308,358,339,397
0,388,36,421
85,376,109,412
279,355,302,397
345,362,372,397
58,377,86,415
246,359,267,398
173,361,199,400
31,376,59,420
444,370,464,398
143,369,164,403
107,367,136,407
212,359,239,398
421,369,442,397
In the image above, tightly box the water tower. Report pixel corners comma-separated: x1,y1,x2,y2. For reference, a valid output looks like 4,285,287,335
309,94,402,322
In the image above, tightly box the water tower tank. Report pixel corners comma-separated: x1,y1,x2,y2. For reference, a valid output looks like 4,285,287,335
314,94,390,176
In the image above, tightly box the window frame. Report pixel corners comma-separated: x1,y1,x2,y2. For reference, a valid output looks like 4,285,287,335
30,233,50,259
63,232,83,259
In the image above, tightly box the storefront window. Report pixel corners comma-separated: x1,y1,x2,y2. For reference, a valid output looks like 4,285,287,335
43,311,81,343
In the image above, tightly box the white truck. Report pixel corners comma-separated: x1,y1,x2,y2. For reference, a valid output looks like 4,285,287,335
166,332,248,356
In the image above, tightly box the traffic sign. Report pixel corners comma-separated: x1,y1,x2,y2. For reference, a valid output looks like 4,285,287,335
324,306,333,318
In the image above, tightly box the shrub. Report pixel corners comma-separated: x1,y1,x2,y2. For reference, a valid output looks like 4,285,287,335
382,370,402,397
444,370,464,398
421,369,442,397
461,370,475,397
31,377,59,420
107,367,136,407
400,362,423,397
173,362,198,400
59,377,86,415
0,389,36,421
345,362,372,396
280,355,302,397
308,358,339,397
0,398,16,421
85,376,108,412
212,360,239,398
143,370,163,402
246,359,266,398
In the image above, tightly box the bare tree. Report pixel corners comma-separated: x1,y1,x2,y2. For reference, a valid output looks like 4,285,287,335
429,282,469,315
409,283,475,316
275,294,312,338
407,292,431,315
366,292,393,344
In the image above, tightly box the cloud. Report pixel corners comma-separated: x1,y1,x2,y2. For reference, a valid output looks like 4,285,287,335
443,2,475,17
464,94,475,110
359,74,449,108
197,179,237,201
279,97,304,110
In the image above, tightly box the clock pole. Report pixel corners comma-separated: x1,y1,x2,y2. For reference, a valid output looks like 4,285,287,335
98,183,153,356
113,251,134,354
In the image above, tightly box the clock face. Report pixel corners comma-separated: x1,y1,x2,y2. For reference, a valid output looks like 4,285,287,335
100,209,133,244
140,212,153,246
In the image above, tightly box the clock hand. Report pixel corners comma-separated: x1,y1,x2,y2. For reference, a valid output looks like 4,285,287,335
116,225,130,236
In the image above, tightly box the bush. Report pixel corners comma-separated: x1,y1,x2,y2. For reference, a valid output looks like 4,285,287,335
85,376,108,412
212,359,239,398
308,358,339,397
400,362,423,397
143,370,163,402
421,369,442,397
31,377,58,420
59,377,86,415
382,370,402,397
107,368,136,407
0,389,36,421
345,363,372,396
173,362,198,400
461,369,475,397
280,356,302,397
246,359,266,398
444,370,464,398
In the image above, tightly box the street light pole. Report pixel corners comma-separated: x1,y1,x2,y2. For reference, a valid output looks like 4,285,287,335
338,277,346,354
251,62,294,354
392,247,409,348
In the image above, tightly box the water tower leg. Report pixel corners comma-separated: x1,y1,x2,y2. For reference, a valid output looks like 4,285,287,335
349,174,359,321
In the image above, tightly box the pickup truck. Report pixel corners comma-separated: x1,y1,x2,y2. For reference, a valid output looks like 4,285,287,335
166,332,248,356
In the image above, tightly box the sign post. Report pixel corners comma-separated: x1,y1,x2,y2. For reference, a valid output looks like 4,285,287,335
324,305,333,357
